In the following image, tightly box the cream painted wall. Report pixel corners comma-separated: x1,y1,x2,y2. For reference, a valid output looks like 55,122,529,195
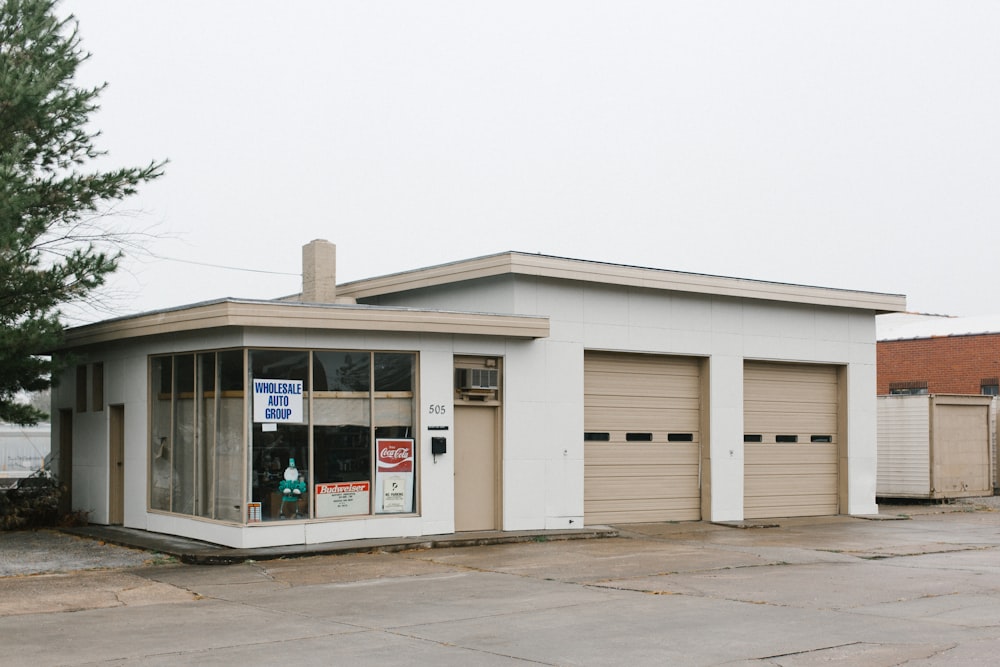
56,325,517,548
54,270,880,547
372,274,880,523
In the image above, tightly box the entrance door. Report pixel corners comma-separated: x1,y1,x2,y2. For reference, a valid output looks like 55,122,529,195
109,405,125,525
454,405,498,531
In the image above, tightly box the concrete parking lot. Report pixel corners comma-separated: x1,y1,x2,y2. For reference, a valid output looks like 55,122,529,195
2,500,1000,666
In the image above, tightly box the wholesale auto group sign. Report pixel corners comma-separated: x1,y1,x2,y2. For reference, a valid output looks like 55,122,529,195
252,379,304,423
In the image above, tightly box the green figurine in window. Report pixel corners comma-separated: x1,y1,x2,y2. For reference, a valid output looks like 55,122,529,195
278,458,306,518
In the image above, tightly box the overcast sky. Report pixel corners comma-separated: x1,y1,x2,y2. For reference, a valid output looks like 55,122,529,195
58,1,1000,323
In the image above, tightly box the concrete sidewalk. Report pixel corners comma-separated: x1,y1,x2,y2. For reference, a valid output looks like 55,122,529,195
0,497,989,576
60,523,619,565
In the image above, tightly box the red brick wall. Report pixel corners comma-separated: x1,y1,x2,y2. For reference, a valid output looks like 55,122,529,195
877,333,1000,394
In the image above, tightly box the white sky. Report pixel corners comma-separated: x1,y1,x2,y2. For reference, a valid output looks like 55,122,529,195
58,1,1000,323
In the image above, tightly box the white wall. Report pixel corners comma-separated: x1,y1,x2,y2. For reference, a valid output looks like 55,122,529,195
58,325,515,548
54,331,244,528
373,274,881,522
57,273,880,546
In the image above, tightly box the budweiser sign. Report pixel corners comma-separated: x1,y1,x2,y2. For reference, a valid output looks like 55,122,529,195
377,439,414,473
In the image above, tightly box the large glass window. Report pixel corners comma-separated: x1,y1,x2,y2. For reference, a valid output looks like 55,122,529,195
150,347,417,524
150,351,246,520
251,350,310,520
150,357,172,512
373,353,416,514
195,351,244,521
172,354,195,515
313,352,372,517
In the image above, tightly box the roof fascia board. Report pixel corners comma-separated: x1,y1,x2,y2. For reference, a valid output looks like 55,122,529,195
337,252,906,313
59,300,549,349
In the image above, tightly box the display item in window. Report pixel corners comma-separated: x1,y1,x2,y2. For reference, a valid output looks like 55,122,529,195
278,458,307,518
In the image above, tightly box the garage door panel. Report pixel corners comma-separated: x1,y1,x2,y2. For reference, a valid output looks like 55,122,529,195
746,363,837,380
744,409,838,434
585,408,700,433
585,376,698,397
585,352,702,524
744,444,837,465
587,497,704,511
585,353,700,374
744,474,839,495
585,443,699,465
744,379,837,399
587,395,700,411
744,400,838,416
586,502,701,525
586,476,702,498
743,496,837,519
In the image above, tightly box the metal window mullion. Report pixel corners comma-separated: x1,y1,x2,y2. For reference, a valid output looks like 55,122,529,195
306,351,314,519
168,356,176,513
369,353,376,515
243,348,251,525
209,352,220,520
193,355,201,518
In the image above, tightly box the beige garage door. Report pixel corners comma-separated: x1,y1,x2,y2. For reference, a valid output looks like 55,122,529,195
744,361,839,519
584,352,701,524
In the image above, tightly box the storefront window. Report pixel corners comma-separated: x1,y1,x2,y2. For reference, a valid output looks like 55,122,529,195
150,347,417,524
313,351,372,517
195,351,244,522
172,354,195,515
373,353,415,514
150,351,246,520
150,356,172,511
308,351,417,518
251,350,310,521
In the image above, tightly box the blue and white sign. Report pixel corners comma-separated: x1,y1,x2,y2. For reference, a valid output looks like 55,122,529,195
253,379,304,423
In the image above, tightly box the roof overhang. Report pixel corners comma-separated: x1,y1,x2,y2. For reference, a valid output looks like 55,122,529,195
337,252,907,313
55,299,549,350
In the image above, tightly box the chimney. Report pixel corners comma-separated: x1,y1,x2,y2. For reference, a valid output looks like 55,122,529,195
301,239,337,303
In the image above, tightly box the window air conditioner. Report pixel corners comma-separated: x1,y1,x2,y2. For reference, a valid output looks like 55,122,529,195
456,368,498,391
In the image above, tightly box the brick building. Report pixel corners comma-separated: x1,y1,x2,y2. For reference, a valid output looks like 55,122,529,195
877,313,1000,396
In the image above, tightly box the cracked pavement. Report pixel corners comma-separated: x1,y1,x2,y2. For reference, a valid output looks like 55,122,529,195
2,500,1000,665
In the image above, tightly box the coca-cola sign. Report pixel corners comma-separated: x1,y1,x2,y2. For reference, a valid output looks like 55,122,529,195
377,439,413,473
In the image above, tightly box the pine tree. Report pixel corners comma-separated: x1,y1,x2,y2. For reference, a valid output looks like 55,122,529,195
0,0,164,424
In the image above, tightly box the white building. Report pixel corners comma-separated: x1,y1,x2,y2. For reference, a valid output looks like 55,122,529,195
50,241,905,548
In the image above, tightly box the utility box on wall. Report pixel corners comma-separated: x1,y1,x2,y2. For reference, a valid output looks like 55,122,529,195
877,394,995,500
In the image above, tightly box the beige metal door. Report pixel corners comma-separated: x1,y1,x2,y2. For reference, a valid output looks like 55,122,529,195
933,402,991,496
744,362,839,519
454,405,498,531
109,404,125,525
584,352,702,524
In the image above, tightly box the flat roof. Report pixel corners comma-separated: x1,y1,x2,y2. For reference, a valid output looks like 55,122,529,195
337,251,907,313
55,298,549,350
877,312,1000,341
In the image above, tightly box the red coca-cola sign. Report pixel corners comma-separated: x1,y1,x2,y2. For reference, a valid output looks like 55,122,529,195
377,439,413,473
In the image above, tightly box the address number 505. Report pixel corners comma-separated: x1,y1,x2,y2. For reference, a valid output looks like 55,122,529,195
428,404,447,415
